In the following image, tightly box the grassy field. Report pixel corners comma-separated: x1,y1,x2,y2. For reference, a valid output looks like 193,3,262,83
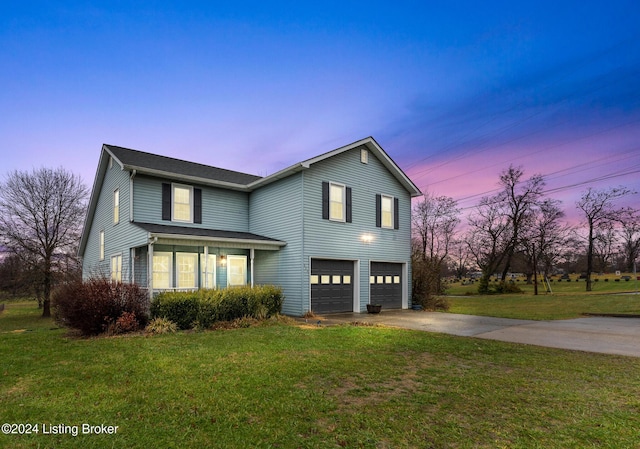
444,273,640,320
2,300,640,448
446,273,640,297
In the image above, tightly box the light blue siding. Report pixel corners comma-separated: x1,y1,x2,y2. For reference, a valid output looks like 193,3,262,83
133,175,250,232
82,159,147,280
301,147,412,313
248,145,413,315
82,142,414,316
249,173,303,315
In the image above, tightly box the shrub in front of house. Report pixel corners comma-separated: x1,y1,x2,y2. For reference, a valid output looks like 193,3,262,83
53,278,149,336
145,317,178,334
151,285,284,330
149,291,199,330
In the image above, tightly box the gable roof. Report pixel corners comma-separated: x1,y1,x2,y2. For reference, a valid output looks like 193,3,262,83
249,137,422,197
79,137,421,257
104,144,261,188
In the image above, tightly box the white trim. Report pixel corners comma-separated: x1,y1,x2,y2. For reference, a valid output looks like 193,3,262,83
308,257,359,313
368,260,408,309
149,232,285,249
113,188,120,224
329,181,346,222
200,252,216,289
248,137,422,197
152,251,173,290
380,194,394,229
176,252,198,289
99,230,105,261
110,253,123,282
227,255,247,287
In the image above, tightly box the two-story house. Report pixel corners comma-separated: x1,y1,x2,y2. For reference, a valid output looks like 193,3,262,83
78,137,422,316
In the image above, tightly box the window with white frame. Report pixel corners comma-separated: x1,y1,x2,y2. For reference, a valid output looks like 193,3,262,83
152,252,172,289
176,253,198,289
99,230,105,260
172,184,193,222
227,255,247,286
329,182,345,222
111,254,122,282
113,189,120,224
381,195,394,229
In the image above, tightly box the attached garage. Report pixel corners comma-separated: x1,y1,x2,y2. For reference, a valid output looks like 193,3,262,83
370,262,403,309
310,259,354,314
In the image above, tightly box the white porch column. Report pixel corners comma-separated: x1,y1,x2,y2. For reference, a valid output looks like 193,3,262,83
250,248,255,288
148,239,154,300
203,246,209,289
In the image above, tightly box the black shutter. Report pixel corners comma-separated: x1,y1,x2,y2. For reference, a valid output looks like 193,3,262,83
394,197,399,230
375,194,381,228
162,183,171,221
194,188,202,224
346,187,352,223
322,182,329,219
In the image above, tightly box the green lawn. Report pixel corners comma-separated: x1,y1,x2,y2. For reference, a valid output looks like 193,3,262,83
446,273,640,297
2,301,640,448
448,293,640,320
444,273,640,320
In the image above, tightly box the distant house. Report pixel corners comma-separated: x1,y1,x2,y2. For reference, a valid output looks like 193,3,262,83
78,137,422,315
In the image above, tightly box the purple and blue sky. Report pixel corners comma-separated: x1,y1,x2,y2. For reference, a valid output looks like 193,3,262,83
1,1,639,219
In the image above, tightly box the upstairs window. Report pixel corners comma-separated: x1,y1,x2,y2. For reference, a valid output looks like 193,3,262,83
173,184,192,222
381,195,393,229
99,230,105,260
330,183,345,221
322,181,352,223
376,194,399,229
113,189,120,224
162,183,202,224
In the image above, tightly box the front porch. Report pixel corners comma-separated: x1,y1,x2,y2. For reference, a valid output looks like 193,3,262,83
130,222,286,298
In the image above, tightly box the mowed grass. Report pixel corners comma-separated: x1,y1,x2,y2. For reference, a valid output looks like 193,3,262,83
446,273,640,320
448,294,640,320
2,301,640,448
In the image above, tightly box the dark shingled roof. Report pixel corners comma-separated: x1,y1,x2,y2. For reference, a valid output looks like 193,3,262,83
104,144,262,186
133,222,284,244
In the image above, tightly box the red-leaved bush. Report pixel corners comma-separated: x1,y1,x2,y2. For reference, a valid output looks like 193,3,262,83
53,278,149,336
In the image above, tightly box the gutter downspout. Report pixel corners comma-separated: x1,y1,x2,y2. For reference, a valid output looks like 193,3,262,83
129,170,136,222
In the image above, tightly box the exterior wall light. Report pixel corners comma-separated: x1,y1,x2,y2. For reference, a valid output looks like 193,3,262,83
360,233,374,244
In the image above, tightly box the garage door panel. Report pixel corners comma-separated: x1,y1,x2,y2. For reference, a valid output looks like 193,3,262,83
370,262,402,309
311,259,354,314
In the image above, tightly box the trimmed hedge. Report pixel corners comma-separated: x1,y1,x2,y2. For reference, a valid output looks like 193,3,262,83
151,285,283,330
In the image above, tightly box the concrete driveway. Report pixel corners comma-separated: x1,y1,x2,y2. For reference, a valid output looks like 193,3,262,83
318,309,640,358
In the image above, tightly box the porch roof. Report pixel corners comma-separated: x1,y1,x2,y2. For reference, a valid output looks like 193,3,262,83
133,222,286,250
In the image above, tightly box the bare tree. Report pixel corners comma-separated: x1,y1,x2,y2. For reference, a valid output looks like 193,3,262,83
593,223,617,273
0,167,88,317
520,198,572,282
465,195,512,293
411,192,460,306
576,186,635,291
450,239,471,279
496,165,545,281
618,211,640,273
412,192,460,262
